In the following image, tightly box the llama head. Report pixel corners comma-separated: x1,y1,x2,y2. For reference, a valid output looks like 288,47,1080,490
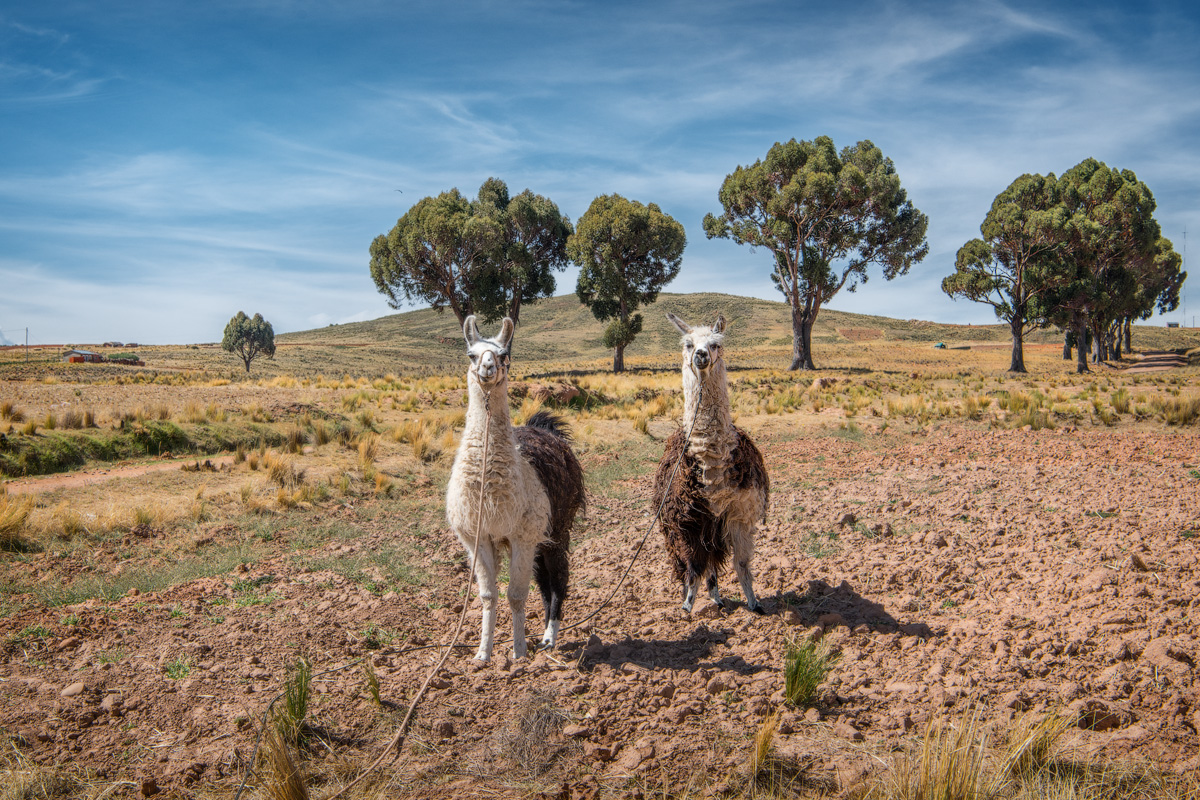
667,312,727,375
463,315,514,388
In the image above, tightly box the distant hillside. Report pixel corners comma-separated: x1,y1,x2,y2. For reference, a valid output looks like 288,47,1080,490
272,292,1198,376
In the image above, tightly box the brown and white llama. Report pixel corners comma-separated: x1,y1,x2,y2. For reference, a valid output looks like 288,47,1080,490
446,316,586,661
653,313,769,614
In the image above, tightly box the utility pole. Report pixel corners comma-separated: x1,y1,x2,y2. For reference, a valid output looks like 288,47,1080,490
25,327,28,362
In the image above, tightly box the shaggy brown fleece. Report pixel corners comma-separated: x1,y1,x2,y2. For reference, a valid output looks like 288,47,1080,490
652,426,769,585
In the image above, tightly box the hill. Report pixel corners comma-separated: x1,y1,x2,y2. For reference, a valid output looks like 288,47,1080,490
271,292,1198,377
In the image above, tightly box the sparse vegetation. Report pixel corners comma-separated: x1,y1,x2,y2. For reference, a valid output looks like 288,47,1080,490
0,296,1197,798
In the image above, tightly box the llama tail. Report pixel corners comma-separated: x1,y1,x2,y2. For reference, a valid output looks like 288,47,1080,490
523,410,572,441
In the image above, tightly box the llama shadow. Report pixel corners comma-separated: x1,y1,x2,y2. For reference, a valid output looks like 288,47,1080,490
565,625,768,676
772,578,937,640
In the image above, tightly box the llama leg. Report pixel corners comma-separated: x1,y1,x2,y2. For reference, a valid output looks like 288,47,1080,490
469,540,500,661
681,563,701,613
508,545,535,660
534,542,568,650
706,572,724,609
731,522,763,614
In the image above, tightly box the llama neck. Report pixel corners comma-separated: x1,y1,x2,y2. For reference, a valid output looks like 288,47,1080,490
681,363,735,455
462,376,517,456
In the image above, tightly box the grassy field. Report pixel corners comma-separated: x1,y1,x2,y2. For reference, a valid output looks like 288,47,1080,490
1,293,1199,799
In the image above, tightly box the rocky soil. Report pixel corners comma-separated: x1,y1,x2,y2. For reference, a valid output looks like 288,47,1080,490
3,422,1200,798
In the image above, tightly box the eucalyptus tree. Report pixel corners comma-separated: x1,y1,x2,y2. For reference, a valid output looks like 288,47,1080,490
369,188,494,325
703,136,928,370
569,194,686,373
942,173,1068,372
471,177,573,325
222,311,275,373
1114,236,1185,355
1055,159,1163,372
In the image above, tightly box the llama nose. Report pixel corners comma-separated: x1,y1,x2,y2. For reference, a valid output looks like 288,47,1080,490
693,349,710,368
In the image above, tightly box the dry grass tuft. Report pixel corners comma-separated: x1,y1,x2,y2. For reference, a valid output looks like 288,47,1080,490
259,724,310,800
496,693,570,777
263,451,305,489
0,493,34,550
886,714,995,800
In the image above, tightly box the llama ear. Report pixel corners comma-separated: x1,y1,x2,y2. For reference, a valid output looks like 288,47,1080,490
497,317,515,349
666,313,692,335
713,314,727,334
463,315,481,346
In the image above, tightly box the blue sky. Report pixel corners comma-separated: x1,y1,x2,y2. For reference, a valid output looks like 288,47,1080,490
2,0,1198,345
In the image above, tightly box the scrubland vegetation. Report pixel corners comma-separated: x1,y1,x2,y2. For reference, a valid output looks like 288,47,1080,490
1,295,1199,798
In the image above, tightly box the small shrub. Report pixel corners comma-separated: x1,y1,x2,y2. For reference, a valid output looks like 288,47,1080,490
783,637,839,707
312,420,330,446
274,657,312,745
264,452,305,489
43,413,57,431
164,656,192,680
283,424,307,454
357,432,379,466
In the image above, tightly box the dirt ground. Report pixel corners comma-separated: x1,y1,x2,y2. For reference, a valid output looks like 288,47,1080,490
3,411,1199,798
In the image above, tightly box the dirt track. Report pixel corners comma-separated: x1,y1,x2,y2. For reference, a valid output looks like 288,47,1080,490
3,419,1199,797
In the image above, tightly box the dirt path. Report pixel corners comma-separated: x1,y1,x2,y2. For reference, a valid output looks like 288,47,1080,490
3,455,235,495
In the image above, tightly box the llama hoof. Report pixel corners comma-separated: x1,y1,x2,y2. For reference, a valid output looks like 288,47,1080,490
748,603,766,615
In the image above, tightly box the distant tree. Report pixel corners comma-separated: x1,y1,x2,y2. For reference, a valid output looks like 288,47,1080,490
703,137,928,370
222,312,275,373
1054,159,1163,373
369,188,496,325
471,178,573,326
1113,236,1184,356
942,173,1068,372
569,195,686,373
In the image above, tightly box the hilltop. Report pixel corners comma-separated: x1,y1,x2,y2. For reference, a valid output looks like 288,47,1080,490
4,293,1198,381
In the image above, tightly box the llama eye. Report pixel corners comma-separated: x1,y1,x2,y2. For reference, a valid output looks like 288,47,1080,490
469,353,478,361
685,342,693,350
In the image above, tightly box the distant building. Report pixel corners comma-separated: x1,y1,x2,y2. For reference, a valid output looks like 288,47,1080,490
63,349,104,363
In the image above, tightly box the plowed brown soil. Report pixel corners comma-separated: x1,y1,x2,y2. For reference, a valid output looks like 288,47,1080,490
3,418,1199,798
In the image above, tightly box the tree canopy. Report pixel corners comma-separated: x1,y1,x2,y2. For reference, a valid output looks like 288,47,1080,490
942,173,1069,372
470,178,573,324
1054,159,1174,372
569,194,686,373
369,179,572,326
222,311,275,373
703,136,928,370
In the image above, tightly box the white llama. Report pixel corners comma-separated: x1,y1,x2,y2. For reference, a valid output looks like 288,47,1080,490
653,313,769,613
446,316,585,661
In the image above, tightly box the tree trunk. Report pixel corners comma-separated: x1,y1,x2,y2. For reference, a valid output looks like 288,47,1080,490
614,298,628,373
1009,316,1027,373
788,301,818,370
1090,322,1104,363
1074,313,1089,374
1110,325,1122,360
1063,331,1072,360
1124,318,1133,354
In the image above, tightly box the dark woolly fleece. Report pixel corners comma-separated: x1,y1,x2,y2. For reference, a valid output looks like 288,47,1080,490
652,426,769,585
515,411,586,624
